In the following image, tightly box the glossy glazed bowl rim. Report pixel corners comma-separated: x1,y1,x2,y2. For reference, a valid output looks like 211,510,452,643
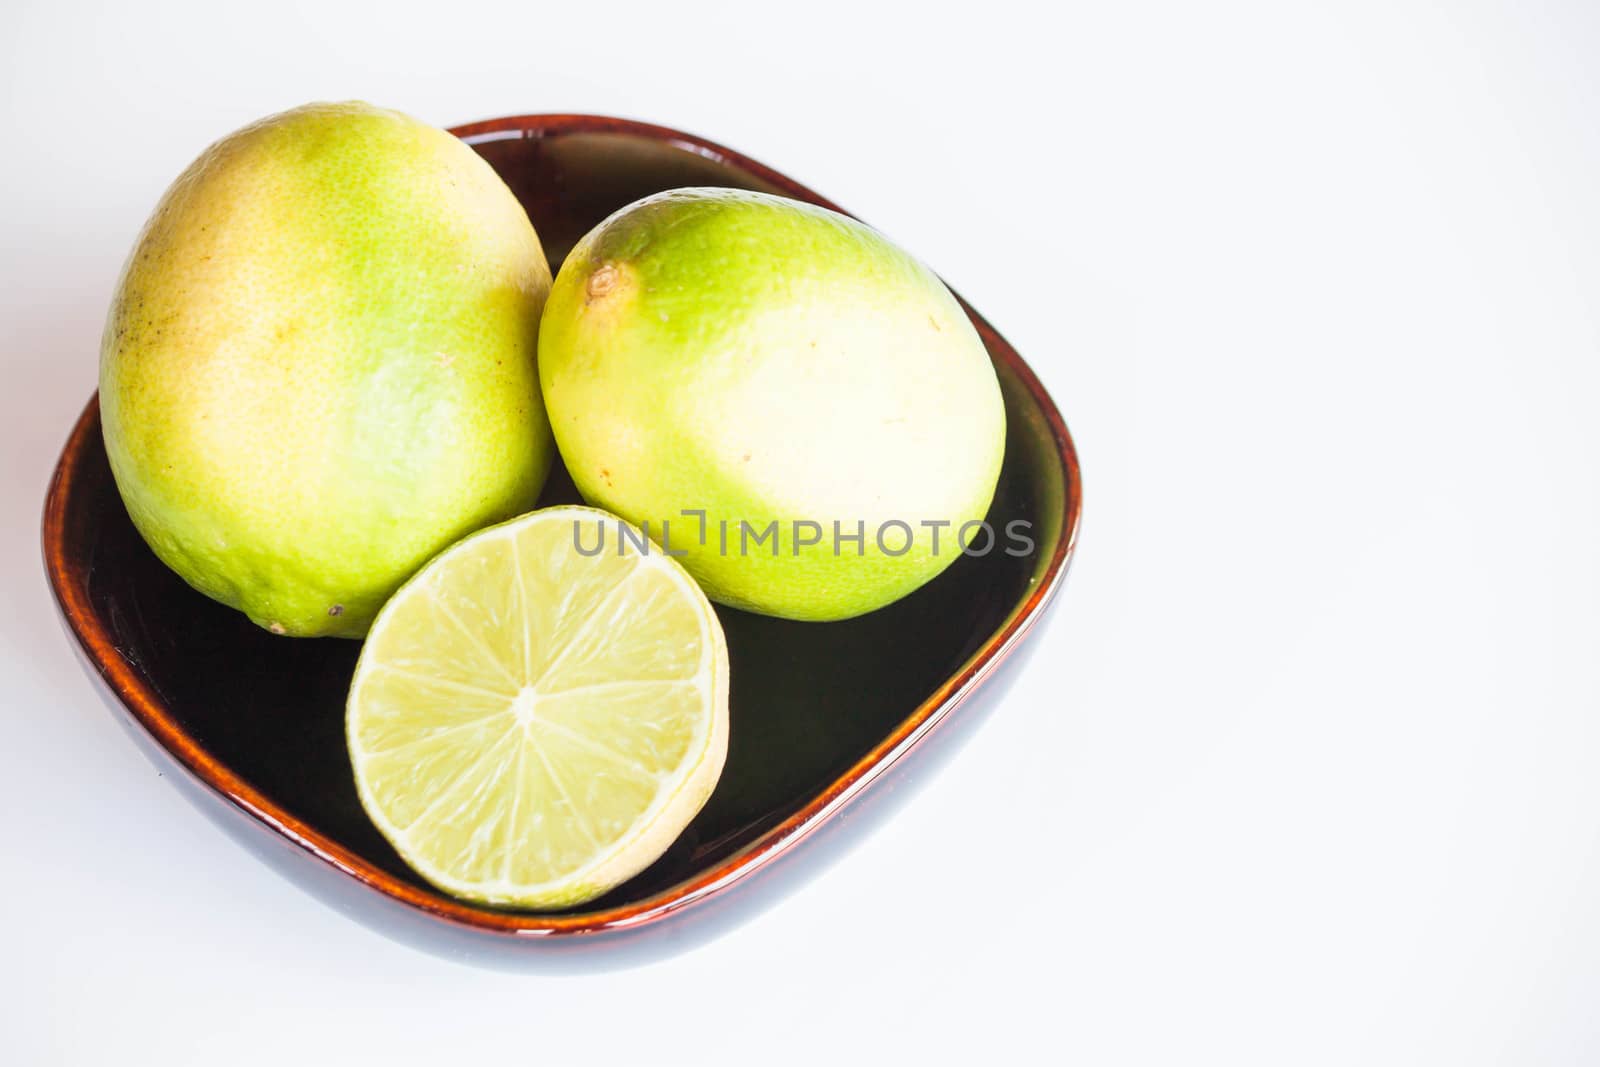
41,113,1083,939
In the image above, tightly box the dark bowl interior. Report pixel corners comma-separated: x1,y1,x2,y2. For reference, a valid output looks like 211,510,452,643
44,116,1080,937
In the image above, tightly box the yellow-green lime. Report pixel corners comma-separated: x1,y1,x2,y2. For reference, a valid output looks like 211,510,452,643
100,101,555,638
538,187,1006,622
346,506,729,909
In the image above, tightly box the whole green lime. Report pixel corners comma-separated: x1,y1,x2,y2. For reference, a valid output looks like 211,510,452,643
100,102,554,637
538,188,1006,621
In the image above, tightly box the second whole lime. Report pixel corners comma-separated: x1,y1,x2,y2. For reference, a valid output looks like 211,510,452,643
100,102,555,637
538,188,1007,622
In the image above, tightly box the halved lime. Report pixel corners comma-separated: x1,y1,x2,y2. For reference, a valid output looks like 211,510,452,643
346,505,729,909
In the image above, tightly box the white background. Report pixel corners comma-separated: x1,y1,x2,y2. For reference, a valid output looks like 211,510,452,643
5,0,1600,1062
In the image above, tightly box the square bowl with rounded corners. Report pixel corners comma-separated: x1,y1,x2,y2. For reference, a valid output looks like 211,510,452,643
42,114,1083,947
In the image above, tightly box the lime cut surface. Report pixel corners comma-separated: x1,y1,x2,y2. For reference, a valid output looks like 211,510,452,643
346,506,729,909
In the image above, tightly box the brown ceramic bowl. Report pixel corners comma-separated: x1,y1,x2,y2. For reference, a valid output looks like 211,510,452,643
41,114,1082,950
